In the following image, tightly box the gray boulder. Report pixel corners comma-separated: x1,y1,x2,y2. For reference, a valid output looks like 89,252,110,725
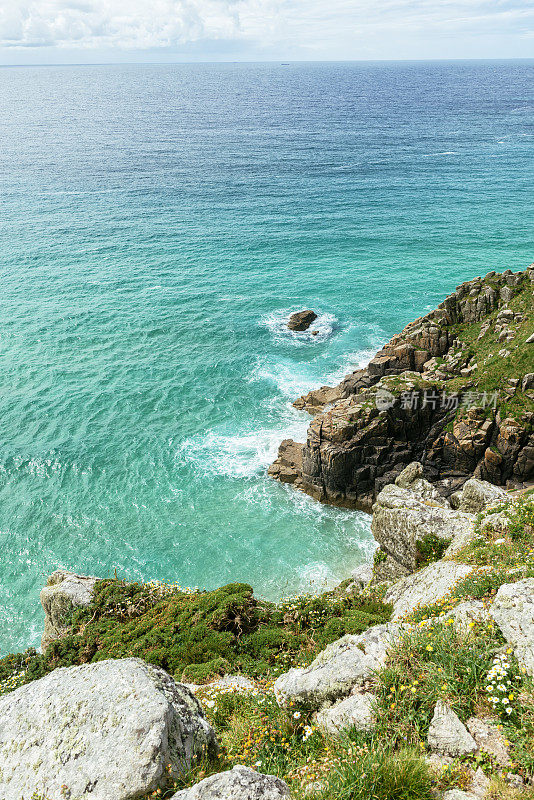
490,578,534,676
274,623,399,710
372,484,474,575
40,569,97,651
350,562,373,588
441,791,479,800
457,478,507,514
287,309,317,331
316,692,375,735
466,717,510,767
0,658,218,800
394,462,445,504
171,765,290,799
428,701,477,757
385,561,474,621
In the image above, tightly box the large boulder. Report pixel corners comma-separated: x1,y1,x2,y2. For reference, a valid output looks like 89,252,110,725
427,701,477,757
371,484,475,576
385,561,474,621
287,309,317,331
316,692,375,735
490,578,534,676
457,478,507,514
40,569,97,651
171,765,290,799
274,623,399,710
394,462,445,503
0,658,218,800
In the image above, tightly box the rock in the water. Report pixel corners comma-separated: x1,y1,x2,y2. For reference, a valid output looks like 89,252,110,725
490,578,534,676
457,477,507,513
274,623,399,710
385,560,474,621
427,701,477,757
40,569,97,651
171,765,290,799
466,717,510,767
288,309,317,331
372,483,475,576
316,692,375,735
0,658,218,800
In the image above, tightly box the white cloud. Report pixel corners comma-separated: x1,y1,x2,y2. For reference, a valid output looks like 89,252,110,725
0,0,532,53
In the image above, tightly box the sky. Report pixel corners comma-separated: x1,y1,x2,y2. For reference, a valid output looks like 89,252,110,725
0,0,533,65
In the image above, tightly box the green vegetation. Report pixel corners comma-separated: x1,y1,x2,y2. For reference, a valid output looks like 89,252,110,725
0,580,391,690
415,533,452,568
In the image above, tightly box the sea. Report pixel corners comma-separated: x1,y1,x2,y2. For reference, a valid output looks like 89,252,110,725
0,60,532,655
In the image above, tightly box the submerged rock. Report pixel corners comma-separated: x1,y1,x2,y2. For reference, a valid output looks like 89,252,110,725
427,701,477,757
0,658,218,800
40,569,97,651
171,765,290,799
287,309,317,331
274,623,399,710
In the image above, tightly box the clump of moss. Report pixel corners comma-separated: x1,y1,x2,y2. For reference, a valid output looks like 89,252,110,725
0,580,391,689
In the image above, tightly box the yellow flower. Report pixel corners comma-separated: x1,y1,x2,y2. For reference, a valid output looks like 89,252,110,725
426,645,434,652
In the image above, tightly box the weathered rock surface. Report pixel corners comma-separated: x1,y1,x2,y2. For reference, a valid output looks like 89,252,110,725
457,477,507,513
274,623,399,710
490,578,534,675
40,569,97,651
171,765,290,800
385,561,474,620
371,480,474,576
466,717,511,766
316,692,375,735
427,701,477,757
270,268,534,508
441,791,479,800
287,309,317,331
0,658,218,800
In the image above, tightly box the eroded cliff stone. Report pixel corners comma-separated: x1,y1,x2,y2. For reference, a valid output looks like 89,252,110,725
171,765,290,800
40,569,98,651
0,658,218,800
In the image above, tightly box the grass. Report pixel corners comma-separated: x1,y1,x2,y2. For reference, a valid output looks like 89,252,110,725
0,579,392,691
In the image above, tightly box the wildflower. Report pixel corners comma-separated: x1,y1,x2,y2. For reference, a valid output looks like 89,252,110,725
293,711,301,719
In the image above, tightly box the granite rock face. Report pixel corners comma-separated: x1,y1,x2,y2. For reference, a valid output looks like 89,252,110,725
0,658,218,800
274,623,399,710
40,569,97,651
427,701,477,757
171,765,290,800
316,692,375,735
371,481,474,577
490,578,534,676
457,477,507,513
385,561,474,621
269,267,534,508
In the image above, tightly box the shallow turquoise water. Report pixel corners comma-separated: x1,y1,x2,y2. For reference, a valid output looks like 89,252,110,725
0,61,532,654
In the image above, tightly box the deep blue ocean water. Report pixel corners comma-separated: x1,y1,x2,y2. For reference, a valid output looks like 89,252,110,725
0,61,533,655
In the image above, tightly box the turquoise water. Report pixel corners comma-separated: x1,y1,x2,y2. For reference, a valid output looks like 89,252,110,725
0,61,533,655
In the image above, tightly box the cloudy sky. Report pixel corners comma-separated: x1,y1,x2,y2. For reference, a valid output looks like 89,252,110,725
0,0,533,64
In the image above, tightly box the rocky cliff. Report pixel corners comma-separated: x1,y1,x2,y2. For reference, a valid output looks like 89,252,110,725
269,266,534,509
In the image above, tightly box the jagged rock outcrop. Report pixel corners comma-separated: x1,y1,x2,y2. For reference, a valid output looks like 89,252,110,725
316,691,375,735
490,578,534,676
40,569,98,651
427,701,477,757
269,266,534,508
0,658,218,800
171,765,290,800
274,623,399,710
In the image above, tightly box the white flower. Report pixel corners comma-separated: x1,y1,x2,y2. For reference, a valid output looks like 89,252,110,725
293,711,301,719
